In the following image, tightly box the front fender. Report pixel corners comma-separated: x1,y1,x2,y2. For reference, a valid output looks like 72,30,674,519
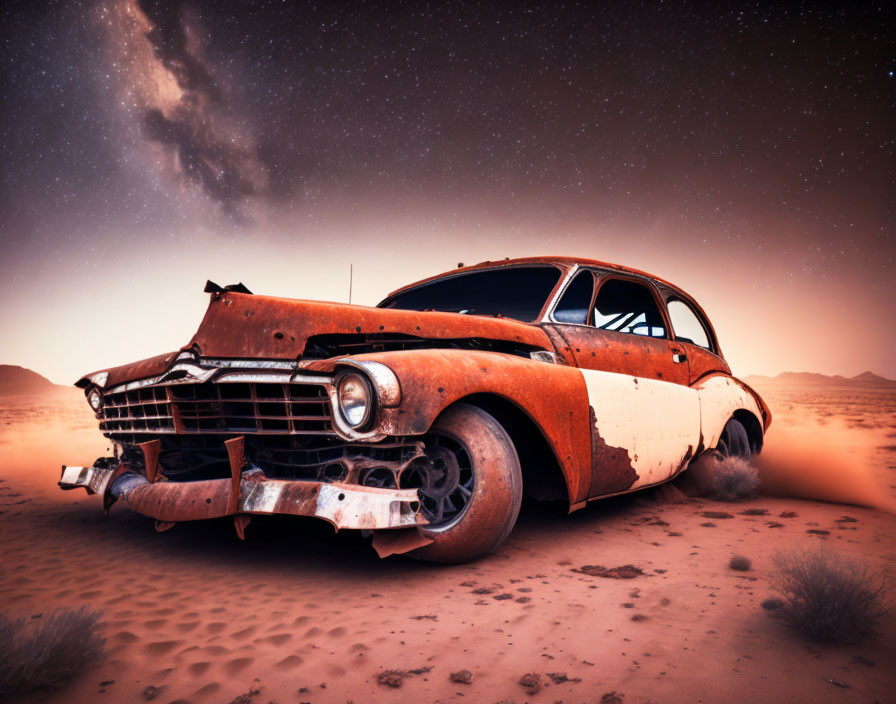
318,349,593,506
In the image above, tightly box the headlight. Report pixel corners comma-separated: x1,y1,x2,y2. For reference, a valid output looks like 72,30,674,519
87,388,103,411
337,372,373,428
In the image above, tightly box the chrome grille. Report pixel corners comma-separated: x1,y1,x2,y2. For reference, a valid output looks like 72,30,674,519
99,381,333,436
100,386,174,433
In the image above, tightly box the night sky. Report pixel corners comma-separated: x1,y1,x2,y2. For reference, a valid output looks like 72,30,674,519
1,1,893,383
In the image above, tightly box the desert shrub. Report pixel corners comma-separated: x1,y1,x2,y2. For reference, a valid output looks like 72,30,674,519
729,555,752,571
0,607,105,699
712,456,759,501
769,547,887,643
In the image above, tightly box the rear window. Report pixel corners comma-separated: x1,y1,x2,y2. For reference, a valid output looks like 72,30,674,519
379,266,562,322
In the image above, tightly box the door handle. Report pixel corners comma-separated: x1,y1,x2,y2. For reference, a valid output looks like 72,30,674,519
672,353,687,364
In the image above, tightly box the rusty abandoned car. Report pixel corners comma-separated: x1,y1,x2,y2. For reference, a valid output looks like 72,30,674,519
60,257,770,562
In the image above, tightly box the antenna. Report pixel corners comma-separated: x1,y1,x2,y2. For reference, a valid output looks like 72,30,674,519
348,263,353,304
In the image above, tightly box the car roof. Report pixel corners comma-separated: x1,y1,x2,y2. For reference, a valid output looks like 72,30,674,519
382,255,725,359
385,255,686,300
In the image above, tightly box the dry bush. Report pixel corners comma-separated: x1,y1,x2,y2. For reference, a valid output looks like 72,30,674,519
769,547,888,643
712,455,759,501
729,555,752,571
0,607,105,699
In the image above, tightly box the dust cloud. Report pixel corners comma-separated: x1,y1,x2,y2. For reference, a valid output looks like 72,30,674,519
756,422,896,513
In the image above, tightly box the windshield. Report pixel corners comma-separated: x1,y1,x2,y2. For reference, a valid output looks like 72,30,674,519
379,265,563,322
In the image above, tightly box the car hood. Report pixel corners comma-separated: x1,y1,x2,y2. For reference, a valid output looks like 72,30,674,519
78,290,553,389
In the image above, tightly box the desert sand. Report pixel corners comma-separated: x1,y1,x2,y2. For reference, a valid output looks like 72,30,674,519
1,381,894,703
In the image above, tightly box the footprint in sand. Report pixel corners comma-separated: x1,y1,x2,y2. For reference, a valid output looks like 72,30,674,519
143,619,167,630
206,622,227,635
224,657,253,676
203,645,230,657
144,640,183,656
195,682,221,696
113,631,139,644
292,615,311,627
275,654,303,670
304,626,323,639
177,621,200,633
261,633,292,646
232,626,257,639
327,627,347,639
188,661,211,676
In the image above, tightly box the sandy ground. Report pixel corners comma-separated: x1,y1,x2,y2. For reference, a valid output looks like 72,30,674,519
1,385,894,704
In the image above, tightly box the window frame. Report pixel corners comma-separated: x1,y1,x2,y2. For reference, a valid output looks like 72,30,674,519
545,267,671,341
658,288,721,356
549,268,598,326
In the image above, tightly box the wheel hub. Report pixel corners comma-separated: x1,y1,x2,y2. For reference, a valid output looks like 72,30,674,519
399,441,471,526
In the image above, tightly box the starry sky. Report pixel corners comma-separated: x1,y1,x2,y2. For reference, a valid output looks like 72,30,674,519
1,0,894,383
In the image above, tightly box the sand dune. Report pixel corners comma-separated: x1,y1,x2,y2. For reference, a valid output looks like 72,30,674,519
0,385,894,703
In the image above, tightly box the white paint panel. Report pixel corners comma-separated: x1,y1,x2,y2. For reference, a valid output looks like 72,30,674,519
581,370,700,490
694,375,763,449
59,465,114,495
241,481,283,513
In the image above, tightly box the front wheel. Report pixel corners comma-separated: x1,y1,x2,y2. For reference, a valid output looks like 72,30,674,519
407,403,522,563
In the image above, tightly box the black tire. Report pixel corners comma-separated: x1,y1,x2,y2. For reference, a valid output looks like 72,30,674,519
717,418,751,460
410,403,523,563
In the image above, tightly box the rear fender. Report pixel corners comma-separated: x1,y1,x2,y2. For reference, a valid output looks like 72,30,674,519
694,374,767,450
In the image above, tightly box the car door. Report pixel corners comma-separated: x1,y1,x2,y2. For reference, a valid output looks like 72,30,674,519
545,269,701,497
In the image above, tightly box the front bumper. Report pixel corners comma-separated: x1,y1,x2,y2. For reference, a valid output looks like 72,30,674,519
59,464,427,531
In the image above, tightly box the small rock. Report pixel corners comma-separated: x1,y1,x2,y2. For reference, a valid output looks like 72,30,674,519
450,669,473,684
519,672,542,695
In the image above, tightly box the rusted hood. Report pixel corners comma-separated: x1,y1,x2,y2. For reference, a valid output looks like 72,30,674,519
77,291,552,389
189,291,552,359
75,351,180,390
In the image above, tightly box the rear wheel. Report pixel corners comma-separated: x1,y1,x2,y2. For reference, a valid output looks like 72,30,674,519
717,418,751,460
405,403,522,563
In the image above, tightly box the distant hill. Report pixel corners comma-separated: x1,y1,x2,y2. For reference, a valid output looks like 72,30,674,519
0,365,68,396
745,370,896,389
850,371,893,385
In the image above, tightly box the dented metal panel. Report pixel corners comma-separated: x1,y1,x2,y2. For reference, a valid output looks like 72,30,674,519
60,464,427,530
58,465,114,496
328,348,595,505
551,324,690,385
581,368,701,494
694,374,766,449
189,293,553,362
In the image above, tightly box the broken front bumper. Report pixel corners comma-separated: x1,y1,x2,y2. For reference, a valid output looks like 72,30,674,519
59,464,427,531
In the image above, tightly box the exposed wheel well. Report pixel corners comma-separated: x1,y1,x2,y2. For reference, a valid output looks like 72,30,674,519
451,393,569,502
732,409,764,455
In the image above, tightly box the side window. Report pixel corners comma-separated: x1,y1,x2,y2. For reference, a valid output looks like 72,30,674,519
553,271,594,324
592,278,666,338
667,298,712,350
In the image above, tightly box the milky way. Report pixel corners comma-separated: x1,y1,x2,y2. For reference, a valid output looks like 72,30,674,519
105,0,266,212
0,1,894,382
